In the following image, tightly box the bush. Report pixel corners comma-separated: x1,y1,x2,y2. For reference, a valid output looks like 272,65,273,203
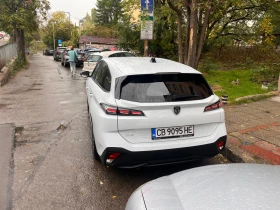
12,57,27,73
250,64,279,83
199,57,219,73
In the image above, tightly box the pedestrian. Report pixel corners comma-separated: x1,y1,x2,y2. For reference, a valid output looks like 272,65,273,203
68,46,78,75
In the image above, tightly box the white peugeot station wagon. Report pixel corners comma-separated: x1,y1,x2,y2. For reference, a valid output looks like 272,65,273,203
81,57,227,168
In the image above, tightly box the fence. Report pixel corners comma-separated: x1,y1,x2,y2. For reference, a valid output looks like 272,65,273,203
0,43,17,70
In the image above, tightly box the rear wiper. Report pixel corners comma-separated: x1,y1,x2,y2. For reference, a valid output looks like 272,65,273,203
172,94,199,100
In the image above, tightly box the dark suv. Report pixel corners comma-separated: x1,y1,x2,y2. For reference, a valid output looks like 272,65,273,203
53,47,67,61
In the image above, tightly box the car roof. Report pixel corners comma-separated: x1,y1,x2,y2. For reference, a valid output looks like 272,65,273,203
126,164,280,209
92,51,133,57
102,57,199,78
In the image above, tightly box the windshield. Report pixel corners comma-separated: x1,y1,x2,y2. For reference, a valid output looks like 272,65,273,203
117,74,213,103
86,55,102,62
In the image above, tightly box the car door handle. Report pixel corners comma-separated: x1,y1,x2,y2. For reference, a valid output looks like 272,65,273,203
86,86,89,89
89,93,93,97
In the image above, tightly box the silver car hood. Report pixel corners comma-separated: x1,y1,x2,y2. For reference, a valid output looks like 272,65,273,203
126,164,280,210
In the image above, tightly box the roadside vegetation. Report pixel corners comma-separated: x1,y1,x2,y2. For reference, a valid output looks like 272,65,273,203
199,46,280,103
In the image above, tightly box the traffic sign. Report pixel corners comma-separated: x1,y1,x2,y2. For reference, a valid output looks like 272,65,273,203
140,0,154,40
141,0,154,13
58,39,62,46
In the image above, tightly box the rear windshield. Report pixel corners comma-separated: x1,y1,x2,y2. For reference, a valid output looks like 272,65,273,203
87,55,102,62
117,74,213,103
57,48,66,52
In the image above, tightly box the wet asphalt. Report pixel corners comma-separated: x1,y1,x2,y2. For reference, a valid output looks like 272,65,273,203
0,53,229,210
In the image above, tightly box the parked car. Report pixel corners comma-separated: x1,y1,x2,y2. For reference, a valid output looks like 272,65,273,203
80,57,227,168
82,51,135,73
74,48,85,67
83,48,102,60
0,33,4,40
60,48,70,67
43,48,53,56
126,164,280,210
53,47,67,61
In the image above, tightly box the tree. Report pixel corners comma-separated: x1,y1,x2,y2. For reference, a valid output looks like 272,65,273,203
166,0,277,68
0,0,50,61
71,28,80,47
42,11,75,49
91,8,97,24
95,0,124,26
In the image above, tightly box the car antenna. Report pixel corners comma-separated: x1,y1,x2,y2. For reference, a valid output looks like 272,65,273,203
150,57,156,63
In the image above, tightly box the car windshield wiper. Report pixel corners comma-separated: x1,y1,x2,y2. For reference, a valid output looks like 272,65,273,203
172,94,199,100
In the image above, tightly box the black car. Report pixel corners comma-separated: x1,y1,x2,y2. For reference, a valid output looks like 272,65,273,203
74,48,85,67
43,49,54,56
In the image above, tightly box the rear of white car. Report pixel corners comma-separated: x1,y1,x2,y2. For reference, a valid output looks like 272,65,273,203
86,57,227,168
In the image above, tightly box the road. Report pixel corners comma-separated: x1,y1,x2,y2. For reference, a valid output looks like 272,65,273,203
0,54,229,210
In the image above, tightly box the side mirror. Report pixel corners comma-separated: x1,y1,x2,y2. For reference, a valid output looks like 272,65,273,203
80,71,90,78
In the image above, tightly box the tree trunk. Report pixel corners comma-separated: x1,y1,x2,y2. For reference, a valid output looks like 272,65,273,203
177,13,183,63
15,27,26,61
187,0,198,68
184,6,191,65
196,8,211,68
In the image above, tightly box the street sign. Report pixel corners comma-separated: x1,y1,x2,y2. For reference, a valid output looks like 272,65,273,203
58,39,62,47
141,0,154,13
140,0,154,40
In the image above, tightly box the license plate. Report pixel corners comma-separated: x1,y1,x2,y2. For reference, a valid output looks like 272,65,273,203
152,125,194,140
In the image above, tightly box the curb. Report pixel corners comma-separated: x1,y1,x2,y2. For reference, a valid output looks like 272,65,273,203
235,91,278,102
0,57,16,87
221,142,257,164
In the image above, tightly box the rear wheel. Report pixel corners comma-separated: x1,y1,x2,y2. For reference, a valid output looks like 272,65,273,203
90,116,100,161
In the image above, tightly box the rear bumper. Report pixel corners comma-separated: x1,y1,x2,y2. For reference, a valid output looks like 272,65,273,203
77,59,84,65
100,136,227,168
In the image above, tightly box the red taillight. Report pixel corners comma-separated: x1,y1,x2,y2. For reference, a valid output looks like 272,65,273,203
100,103,144,116
217,141,225,150
119,109,130,115
56,51,59,54
131,111,143,116
204,101,222,112
106,152,121,164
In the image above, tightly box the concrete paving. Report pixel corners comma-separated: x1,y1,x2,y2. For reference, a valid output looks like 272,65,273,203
0,124,14,210
223,97,280,165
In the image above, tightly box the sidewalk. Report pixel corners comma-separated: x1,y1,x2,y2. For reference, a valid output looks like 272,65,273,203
223,96,280,165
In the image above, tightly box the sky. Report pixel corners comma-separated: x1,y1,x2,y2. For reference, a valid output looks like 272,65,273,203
48,0,97,25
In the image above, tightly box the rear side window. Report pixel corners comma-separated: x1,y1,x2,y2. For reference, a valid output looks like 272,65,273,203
117,74,213,103
92,61,111,92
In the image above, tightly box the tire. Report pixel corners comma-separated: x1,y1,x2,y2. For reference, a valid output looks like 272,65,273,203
90,116,100,161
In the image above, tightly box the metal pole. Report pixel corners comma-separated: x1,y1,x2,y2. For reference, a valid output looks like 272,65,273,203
144,0,149,56
144,40,148,56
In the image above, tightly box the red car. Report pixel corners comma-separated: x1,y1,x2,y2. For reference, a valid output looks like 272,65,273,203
0,33,4,39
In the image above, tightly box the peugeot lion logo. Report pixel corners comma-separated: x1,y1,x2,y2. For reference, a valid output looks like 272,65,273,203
173,106,181,115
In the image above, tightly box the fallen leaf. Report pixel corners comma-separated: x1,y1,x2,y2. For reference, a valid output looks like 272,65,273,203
73,166,76,170
112,196,116,199
100,181,103,185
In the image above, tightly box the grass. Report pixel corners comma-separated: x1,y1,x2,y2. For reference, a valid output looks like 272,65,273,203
204,68,272,103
